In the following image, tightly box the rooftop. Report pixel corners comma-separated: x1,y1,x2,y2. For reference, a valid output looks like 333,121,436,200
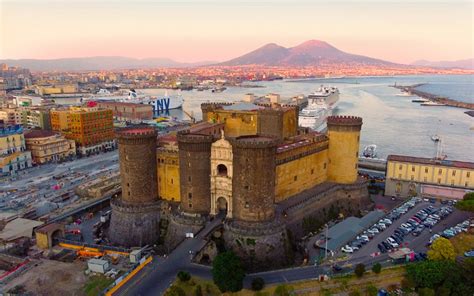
0,218,44,241
222,102,266,111
387,154,474,170
24,130,57,139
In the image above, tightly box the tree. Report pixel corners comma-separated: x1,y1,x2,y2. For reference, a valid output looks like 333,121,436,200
427,237,455,261
406,260,456,289
371,263,382,274
365,284,378,296
194,285,203,296
274,284,294,296
455,192,474,212
354,263,365,278
251,277,265,291
212,251,245,292
176,271,191,282
418,287,435,296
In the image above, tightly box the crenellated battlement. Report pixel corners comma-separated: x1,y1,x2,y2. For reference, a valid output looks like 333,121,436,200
116,126,156,140
177,130,214,144
230,135,279,149
327,115,362,127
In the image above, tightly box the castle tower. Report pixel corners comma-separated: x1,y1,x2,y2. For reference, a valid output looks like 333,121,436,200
327,116,363,184
231,136,277,222
177,131,213,216
109,127,161,247
223,136,290,269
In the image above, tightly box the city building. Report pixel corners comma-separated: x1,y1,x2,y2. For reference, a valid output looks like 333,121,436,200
35,84,78,96
385,154,474,199
50,106,115,155
0,124,32,176
0,108,22,125
24,107,52,130
0,64,32,90
24,130,76,164
96,101,153,123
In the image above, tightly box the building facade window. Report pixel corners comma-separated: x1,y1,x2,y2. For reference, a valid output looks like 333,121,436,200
412,167,415,172
452,170,456,176
425,168,428,173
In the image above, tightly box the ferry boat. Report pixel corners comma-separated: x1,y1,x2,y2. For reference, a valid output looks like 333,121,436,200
298,86,339,131
86,89,184,112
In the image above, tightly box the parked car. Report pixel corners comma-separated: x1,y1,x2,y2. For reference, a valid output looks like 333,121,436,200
341,245,354,253
464,250,474,257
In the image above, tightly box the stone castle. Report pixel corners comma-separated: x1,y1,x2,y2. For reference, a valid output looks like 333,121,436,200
110,101,370,266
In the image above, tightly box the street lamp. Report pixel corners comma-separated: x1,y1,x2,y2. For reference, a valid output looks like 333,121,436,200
325,223,329,259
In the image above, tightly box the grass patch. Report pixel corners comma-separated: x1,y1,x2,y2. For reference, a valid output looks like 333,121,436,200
83,275,114,296
450,233,474,256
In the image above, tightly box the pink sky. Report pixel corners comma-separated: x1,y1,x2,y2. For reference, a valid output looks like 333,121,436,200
1,1,472,63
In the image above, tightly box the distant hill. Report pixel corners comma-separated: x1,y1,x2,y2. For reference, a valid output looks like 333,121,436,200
0,56,216,71
219,40,398,67
411,58,474,69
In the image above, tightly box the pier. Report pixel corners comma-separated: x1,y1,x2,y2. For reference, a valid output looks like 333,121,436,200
391,84,474,110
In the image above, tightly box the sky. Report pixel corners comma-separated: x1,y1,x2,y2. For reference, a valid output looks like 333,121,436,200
0,0,473,64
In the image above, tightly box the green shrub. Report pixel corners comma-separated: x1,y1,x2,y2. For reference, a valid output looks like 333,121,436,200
251,277,265,291
176,271,191,282
371,263,382,274
354,263,365,278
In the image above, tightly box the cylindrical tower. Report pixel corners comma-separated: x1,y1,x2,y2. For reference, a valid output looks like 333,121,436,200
109,126,161,247
177,131,213,215
231,136,277,222
117,127,158,204
327,116,363,184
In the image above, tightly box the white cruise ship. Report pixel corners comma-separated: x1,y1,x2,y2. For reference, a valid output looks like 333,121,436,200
85,89,184,112
299,86,339,132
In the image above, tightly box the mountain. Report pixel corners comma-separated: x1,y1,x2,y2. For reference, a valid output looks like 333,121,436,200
411,58,474,69
0,57,216,71
219,40,398,67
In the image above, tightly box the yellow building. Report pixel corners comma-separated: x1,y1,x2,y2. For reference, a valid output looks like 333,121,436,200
202,102,298,140
24,130,76,164
385,155,474,199
50,107,115,155
157,135,181,202
37,84,78,96
0,124,32,176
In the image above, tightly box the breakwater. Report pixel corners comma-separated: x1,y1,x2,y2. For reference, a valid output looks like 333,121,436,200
392,83,474,110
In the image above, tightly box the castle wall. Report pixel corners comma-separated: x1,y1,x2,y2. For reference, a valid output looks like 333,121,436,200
279,181,370,238
327,116,362,184
207,110,258,137
157,149,181,202
275,148,328,202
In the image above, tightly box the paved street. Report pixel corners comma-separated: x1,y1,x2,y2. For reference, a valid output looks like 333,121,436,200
114,213,225,296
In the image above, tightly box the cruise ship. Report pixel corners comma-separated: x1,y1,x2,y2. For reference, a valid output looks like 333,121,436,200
85,89,184,112
299,86,339,132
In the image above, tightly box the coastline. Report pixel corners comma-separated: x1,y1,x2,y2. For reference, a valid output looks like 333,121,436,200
391,83,474,110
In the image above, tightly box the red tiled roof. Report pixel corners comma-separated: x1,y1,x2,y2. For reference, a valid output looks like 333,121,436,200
387,155,474,170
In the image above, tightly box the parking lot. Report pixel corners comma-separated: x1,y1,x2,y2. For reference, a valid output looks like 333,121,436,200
342,198,473,262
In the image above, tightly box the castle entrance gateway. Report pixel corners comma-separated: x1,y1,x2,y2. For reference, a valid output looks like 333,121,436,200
210,131,233,218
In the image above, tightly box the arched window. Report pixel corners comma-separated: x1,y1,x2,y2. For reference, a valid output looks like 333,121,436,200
217,164,228,176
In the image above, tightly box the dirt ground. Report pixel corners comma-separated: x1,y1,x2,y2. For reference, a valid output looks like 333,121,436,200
3,259,88,296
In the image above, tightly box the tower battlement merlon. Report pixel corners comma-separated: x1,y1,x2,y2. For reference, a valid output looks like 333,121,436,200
327,115,363,127
177,132,214,144
116,126,157,139
230,135,279,149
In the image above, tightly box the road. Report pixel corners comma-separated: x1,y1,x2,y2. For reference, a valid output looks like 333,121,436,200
114,213,225,296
